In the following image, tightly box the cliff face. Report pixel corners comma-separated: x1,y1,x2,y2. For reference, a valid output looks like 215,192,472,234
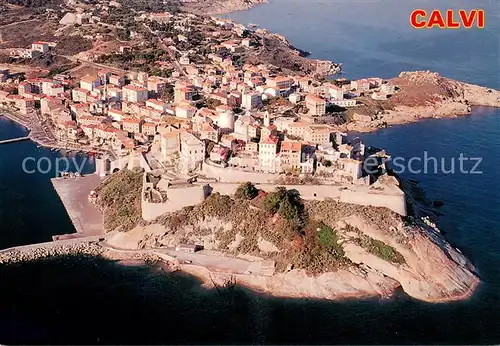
106,191,479,303
454,80,500,107
332,216,479,302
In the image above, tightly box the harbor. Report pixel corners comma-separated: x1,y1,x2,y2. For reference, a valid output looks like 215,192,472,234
0,110,109,155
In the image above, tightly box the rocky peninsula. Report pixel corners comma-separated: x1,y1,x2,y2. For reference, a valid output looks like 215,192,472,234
342,71,500,133
0,0,493,306
80,170,480,303
1,174,478,304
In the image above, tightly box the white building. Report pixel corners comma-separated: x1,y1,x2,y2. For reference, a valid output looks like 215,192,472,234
175,103,196,119
381,83,397,94
330,99,356,107
122,85,148,103
351,79,371,92
80,75,101,92
31,41,50,54
259,136,278,173
146,99,169,112
305,94,326,116
108,109,125,122
267,76,294,90
273,117,296,132
288,93,302,104
107,87,123,101
241,91,262,110
180,132,205,173
328,85,344,100
215,105,235,131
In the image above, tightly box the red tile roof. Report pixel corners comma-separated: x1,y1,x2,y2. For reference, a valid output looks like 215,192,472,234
281,141,301,152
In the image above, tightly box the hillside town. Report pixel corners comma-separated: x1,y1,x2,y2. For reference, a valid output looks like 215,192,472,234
0,9,399,185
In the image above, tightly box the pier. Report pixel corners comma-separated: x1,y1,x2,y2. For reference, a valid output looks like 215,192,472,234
51,174,105,239
0,136,30,144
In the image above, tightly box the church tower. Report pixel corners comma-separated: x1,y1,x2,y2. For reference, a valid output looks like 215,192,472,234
264,111,270,127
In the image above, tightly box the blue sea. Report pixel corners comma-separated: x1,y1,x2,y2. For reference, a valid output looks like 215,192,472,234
0,0,499,343
0,117,94,249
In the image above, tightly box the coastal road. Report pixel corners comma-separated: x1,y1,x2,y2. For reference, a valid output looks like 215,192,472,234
161,249,258,274
0,236,102,254
64,55,128,75
100,242,261,275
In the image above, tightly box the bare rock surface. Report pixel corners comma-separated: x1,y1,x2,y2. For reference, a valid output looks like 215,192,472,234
106,198,480,303
342,71,499,133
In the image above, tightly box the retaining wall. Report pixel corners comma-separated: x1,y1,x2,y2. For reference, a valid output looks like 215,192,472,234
142,181,407,221
202,163,278,184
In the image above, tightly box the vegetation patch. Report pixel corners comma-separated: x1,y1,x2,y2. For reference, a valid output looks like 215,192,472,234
287,221,351,274
53,36,93,56
95,168,144,232
354,233,406,265
234,182,259,200
305,200,408,244
150,185,354,273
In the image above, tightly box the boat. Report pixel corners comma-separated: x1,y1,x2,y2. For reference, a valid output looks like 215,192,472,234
248,23,259,28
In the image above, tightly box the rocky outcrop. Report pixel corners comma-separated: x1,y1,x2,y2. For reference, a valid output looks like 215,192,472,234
336,216,479,302
105,195,479,303
247,31,342,77
182,0,268,15
452,80,500,107
182,264,400,300
342,71,499,133
177,216,480,303
393,71,500,108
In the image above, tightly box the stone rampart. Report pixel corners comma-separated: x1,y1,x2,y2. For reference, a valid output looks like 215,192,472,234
141,179,407,221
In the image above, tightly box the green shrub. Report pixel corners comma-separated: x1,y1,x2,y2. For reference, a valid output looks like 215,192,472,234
235,182,258,200
317,223,345,259
262,190,283,214
263,187,292,214
278,196,298,220
96,168,143,232
356,234,406,264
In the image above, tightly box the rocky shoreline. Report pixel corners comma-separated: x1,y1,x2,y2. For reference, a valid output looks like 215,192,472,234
0,233,480,304
182,0,268,15
339,71,500,133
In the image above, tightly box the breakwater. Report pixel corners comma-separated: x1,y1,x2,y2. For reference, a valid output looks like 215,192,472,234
0,135,29,144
